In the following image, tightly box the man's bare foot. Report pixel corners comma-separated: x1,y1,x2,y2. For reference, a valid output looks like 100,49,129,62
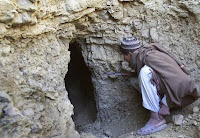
159,104,170,116
146,111,165,125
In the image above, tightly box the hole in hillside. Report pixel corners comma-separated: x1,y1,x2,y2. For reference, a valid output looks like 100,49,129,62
64,41,97,132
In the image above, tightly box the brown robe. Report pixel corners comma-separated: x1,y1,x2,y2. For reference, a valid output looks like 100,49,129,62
131,43,200,107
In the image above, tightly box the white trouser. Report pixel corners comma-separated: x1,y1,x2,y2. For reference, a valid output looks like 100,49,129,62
138,65,168,112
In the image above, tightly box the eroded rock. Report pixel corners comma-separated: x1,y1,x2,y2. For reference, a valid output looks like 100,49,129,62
193,106,199,113
173,114,184,126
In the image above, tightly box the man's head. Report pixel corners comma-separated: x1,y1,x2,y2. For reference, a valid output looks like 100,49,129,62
120,37,141,63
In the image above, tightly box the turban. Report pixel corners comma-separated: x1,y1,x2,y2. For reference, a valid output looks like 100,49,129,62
121,37,141,50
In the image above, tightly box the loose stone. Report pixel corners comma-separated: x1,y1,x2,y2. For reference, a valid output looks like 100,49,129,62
193,107,199,113
172,114,184,126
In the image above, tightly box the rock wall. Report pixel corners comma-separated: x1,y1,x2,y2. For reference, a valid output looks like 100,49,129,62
0,0,200,137
78,0,200,125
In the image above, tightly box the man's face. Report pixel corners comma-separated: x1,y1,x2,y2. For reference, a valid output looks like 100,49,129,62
123,52,132,64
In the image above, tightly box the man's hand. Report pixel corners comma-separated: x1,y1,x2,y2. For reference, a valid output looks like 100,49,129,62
180,64,190,75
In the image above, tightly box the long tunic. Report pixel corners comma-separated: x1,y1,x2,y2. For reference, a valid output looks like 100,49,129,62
131,43,200,107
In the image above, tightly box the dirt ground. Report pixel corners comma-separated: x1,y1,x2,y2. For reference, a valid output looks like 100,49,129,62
80,105,200,138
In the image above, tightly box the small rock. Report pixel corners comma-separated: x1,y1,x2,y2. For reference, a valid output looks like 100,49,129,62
18,0,36,12
35,104,44,112
192,120,198,126
188,115,192,119
21,12,31,24
0,92,10,102
193,107,199,113
3,105,21,116
0,23,7,35
108,6,123,20
150,28,159,41
172,114,184,126
31,122,42,134
185,117,189,121
104,131,112,137
34,114,41,120
121,61,133,72
45,93,56,100
178,135,185,138
54,93,59,97
22,108,34,116
182,120,187,124
141,29,150,38
12,14,22,25
108,74,118,79
0,96,10,103
132,19,142,30
1,46,11,55
193,113,197,117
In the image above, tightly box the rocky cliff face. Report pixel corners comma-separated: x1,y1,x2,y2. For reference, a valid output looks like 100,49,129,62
0,0,200,138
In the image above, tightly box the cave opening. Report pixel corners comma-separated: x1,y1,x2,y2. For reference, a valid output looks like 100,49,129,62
64,41,97,132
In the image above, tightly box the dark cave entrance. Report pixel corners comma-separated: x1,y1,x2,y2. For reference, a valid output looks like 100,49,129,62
64,41,97,132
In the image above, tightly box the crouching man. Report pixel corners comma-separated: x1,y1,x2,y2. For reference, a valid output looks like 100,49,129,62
120,37,200,135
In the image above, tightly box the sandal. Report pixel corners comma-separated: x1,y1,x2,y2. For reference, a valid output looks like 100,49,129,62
137,120,167,135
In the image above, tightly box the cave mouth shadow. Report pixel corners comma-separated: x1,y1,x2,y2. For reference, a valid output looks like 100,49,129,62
64,41,97,132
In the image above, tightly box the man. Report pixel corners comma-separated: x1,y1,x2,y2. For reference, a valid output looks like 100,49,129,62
120,37,200,135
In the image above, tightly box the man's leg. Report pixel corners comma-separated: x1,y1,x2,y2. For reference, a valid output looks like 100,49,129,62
159,95,170,116
139,65,160,113
137,65,167,135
